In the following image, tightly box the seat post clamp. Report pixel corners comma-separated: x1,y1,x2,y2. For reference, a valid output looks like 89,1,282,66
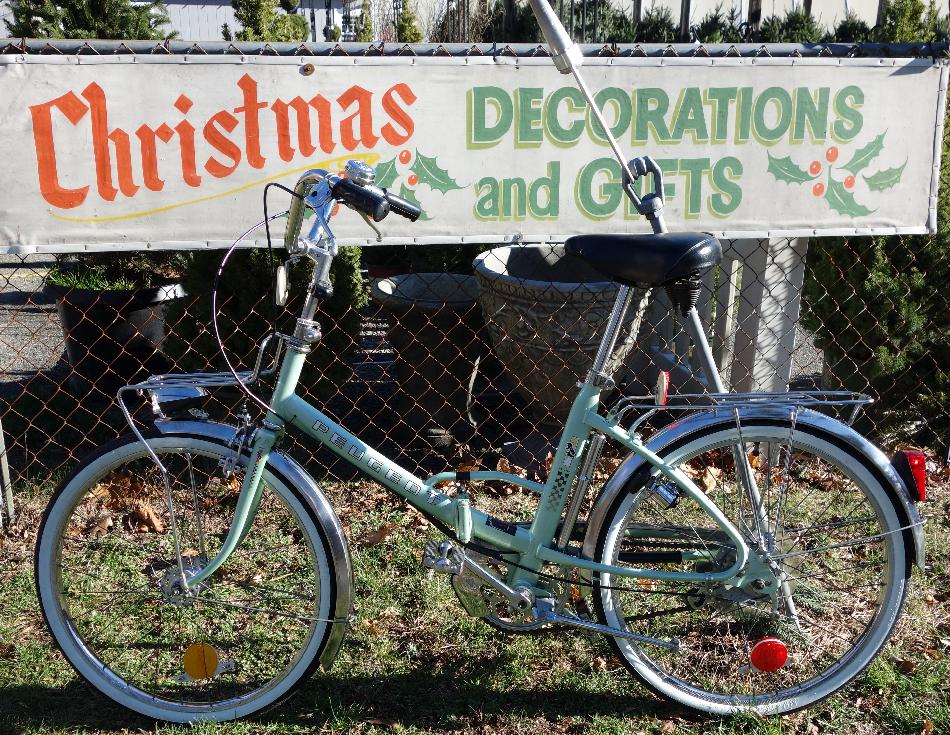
584,371,615,390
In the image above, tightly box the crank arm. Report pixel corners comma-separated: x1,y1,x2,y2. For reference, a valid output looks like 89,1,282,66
423,540,534,612
532,599,680,650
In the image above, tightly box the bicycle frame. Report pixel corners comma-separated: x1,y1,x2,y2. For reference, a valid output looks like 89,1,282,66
183,295,751,594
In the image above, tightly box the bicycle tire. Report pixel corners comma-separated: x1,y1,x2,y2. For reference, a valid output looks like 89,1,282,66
35,432,341,723
591,419,910,715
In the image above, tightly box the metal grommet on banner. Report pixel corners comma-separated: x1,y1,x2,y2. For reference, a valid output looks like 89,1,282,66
300,63,315,76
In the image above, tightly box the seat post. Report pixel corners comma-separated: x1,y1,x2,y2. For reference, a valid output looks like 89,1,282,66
587,286,651,384
684,307,727,393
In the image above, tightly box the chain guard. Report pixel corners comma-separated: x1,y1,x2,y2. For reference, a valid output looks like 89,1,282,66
449,550,548,633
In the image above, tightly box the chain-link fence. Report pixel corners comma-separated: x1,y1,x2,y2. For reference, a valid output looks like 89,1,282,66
1,40,948,502
2,232,947,488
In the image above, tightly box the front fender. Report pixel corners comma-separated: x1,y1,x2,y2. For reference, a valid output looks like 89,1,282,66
153,419,353,669
580,408,925,571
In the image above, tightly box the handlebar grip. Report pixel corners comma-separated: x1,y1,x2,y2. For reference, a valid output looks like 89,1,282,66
384,190,422,222
331,178,390,221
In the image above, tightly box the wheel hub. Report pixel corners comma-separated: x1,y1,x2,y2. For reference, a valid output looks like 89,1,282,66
159,557,207,605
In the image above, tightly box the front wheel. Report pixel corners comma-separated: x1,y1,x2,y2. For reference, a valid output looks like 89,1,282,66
592,420,910,715
36,432,343,723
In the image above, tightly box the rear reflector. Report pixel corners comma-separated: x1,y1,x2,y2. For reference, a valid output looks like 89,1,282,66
656,371,670,406
750,637,788,673
892,449,927,502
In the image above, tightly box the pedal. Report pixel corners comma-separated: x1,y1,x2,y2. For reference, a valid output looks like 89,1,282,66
421,540,463,576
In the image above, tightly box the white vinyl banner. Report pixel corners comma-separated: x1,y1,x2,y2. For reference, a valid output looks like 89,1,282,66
0,54,946,251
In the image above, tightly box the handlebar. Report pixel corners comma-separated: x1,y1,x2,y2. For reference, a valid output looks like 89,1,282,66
383,190,422,221
282,162,421,254
331,177,390,222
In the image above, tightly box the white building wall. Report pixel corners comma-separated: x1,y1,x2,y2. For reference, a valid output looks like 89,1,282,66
164,0,237,41
162,0,353,42
0,0,891,43
0,1,14,33
410,0,882,40
683,0,879,28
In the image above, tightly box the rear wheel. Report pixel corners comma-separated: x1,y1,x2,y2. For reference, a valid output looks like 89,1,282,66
593,421,909,715
36,433,340,723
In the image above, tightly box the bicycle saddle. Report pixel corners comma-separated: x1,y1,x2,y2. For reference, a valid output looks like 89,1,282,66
564,232,722,286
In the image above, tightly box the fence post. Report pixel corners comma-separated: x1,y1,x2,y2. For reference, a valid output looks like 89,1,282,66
711,252,742,381
729,237,810,394
0,416,13,526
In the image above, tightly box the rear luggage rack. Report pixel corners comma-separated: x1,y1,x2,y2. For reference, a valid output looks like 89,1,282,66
610,390,873,434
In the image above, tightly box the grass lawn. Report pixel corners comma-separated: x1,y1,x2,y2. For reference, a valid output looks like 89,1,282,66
1,455,948,735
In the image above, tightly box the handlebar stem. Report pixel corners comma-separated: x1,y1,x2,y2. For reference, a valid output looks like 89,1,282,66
283,169,328,253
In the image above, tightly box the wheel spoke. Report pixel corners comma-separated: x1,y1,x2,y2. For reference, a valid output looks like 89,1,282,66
594,423,905,714
39,438,335,720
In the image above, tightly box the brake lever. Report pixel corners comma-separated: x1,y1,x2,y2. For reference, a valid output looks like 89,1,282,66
360,212,383,242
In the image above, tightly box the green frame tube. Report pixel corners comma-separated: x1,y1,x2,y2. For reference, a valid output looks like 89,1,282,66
188,343,751,590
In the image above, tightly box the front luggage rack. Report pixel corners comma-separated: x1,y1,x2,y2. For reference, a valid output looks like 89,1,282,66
610,390,874,433
117,333,283,421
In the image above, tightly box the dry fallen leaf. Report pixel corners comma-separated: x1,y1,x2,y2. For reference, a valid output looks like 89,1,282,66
129,501,164,534
896,658,917,675
483,456,528,496
360,523,396,548
83,512,113,539
660,720,677,734
409,511,430,530
922,720,933,735
701,466,723,493
544,451,554,475
360,618,387,635
89,483,111,504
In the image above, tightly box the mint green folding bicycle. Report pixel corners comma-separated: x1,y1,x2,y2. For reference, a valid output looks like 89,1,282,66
35,0,927,722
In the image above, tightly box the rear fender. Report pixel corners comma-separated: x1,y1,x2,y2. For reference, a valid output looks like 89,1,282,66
153,419,353,669
580,408,925,571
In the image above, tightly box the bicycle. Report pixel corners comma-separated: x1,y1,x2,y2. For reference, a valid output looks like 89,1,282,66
35,0,928,722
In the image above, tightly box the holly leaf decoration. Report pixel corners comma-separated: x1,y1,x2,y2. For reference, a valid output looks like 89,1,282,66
824,176,874,217
410,152,462,193
398,183,431,221
374,157,398,190
863,161,906,192
767,153,816,184
842,132,885,175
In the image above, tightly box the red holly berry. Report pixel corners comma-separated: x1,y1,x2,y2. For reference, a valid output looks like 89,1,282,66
825,146,839,163
809,161,821,175
408,174,419,186
844,175,855,189
812,182,825,197
399,150,411,164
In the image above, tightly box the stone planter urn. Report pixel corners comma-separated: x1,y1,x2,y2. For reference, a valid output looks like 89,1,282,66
474,244,647,423
371,273,486,447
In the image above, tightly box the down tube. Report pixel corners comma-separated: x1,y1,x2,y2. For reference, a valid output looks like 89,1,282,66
279,394,454,517
278,394,528,553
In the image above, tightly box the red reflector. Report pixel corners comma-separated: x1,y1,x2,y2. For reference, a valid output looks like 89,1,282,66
656,371,670,406
750,637,788,673
899,449,928,502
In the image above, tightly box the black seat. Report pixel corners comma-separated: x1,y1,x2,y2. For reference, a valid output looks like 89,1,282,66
564,233,722,287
